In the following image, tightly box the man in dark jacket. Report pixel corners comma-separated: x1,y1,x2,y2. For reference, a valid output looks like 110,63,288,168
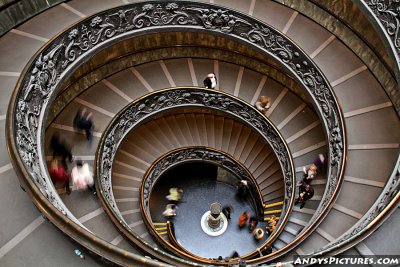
295,184,314,209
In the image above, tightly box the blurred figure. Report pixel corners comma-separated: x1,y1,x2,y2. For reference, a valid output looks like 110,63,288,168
203,73,217,89
302,163,318,185
74,108,94,141
237,180,249,198
257,245,272,257
295,184,314,209
162,204,177,218
50,132,73,167
239,259,246,267
255,96,271,115
249,216,259,232
49,159,71,195
71,160,95,193
166,187,183,202
238,211,250,228
302,154,325,185
313,153,325,169
222,204,234,220
230,250,239,258
265,215,278,234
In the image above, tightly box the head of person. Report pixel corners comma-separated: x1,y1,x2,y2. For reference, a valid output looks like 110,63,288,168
305,184,311,191
260,95,270,104
76,160,83,167
207,73,215,79
310,163,317,172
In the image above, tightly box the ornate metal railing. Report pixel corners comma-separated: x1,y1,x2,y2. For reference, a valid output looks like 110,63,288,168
141,147,265,219
6,1,345,265
96,88,295,264
273,153,400,266
312,153,400,256
288,0,400,261
139,147,274,261
357,0,400,84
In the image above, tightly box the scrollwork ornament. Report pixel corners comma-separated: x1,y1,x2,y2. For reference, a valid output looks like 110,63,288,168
315,158,400,254
366,0,400,54
241,23,293,63
132,3,195,28
188,7,251,33
99,88,294,212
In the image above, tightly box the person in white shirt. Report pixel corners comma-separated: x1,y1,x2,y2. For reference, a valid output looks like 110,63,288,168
162,204,177,218
203,73,217,89
71,160,95,193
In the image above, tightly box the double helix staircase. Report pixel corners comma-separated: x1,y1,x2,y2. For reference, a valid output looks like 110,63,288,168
1,0,399,266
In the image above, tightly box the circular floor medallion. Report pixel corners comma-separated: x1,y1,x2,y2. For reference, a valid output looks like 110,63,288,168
200,211,228,236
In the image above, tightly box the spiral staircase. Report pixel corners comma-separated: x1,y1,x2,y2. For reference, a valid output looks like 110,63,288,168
1,0,399,266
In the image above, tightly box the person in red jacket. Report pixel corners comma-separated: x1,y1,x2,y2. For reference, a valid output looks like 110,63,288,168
49,159,71,194
238,211,250,228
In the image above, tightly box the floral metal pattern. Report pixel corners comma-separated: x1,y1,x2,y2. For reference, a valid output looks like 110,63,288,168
365,0,400,58
315,155,400,253
98,88,294,213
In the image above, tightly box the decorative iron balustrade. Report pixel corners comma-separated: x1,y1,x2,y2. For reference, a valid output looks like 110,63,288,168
360,0,400,72
355,0,400,112
298,0,400,259
312,153,400,256
141,147,264,217
96,88,295,263
7,1,346,264
139,147,278,261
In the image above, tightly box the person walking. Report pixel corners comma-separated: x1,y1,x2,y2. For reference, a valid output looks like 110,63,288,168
162,204,177,218
222,204,234,220
166,187,183,203
50,132,73,167
265,215,278,234
49,159,71,195
237,180,250,198
238,211,250,228
203,73,217,89
74,108,94,141
295,184,314,209
255,96,271,115
71,160,95,193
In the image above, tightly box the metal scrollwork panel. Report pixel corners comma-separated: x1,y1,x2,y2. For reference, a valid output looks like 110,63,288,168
315,155,400,254
98,88,294,215
362,0,400,64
